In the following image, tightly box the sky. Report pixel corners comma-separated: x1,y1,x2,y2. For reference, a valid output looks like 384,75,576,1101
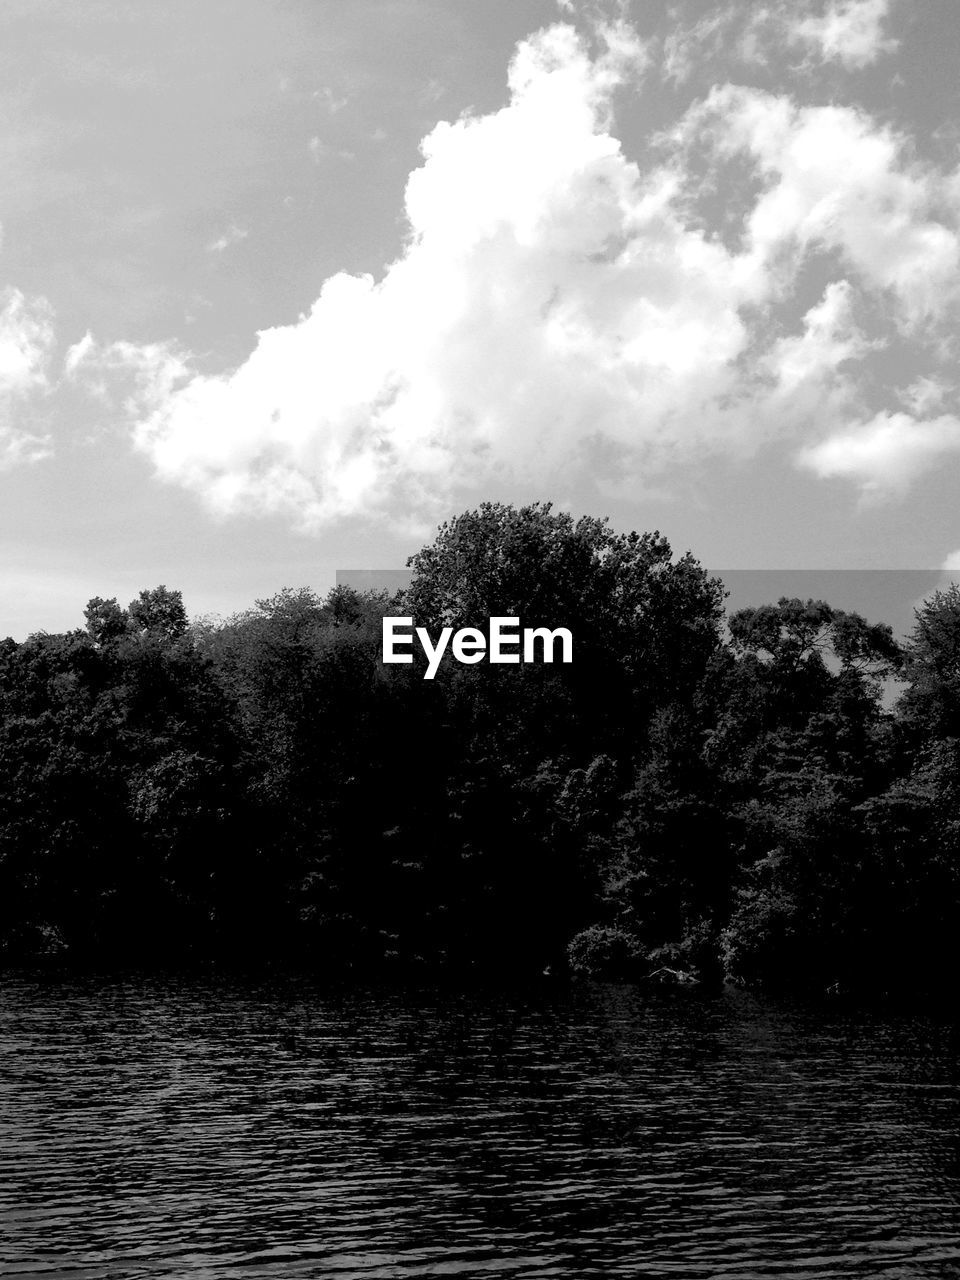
2,0,960,637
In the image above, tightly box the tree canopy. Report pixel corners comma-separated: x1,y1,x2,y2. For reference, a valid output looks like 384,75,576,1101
1,505,958,999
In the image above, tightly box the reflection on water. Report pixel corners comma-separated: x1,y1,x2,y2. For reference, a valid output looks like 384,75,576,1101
2,977,960,1278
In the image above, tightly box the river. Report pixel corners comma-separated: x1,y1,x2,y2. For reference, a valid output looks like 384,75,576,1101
2,976,960,1278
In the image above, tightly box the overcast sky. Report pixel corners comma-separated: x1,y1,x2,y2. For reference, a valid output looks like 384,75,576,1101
2,0,960,636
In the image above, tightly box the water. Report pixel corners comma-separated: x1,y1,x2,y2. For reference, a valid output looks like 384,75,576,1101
2,977,960,1279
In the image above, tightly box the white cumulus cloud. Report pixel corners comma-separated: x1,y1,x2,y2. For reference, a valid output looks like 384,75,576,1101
791,0,897,70
800,411,960,496
72,17,960,527
681,85,960,328
0,285,55,470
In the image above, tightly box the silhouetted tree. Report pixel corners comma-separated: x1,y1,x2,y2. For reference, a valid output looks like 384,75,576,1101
1,523,958,997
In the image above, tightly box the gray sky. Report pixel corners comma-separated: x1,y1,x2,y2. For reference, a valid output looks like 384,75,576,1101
2,0,960,637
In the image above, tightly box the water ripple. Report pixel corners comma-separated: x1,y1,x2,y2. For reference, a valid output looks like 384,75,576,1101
1,979,960,1278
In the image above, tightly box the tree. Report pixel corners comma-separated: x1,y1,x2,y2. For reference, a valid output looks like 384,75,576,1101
84,597,128,647
728,597,900,684
128,586,188,641
394,505,728,973
3,523,954,994
898,584,960,738
406,501,726,721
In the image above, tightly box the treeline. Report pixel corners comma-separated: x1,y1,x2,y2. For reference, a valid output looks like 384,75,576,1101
2,502,959,996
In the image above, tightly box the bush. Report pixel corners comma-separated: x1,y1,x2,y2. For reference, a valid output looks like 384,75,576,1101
566,924,646,978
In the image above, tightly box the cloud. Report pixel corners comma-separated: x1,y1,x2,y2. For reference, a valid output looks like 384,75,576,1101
308,137,356,163
662,9,742,85
790,0,897,70
63,331,96,378
800,412,960,496
662,0,896,83
680,85,960,328
0,285,55,470
314,87,349,115
761,280,877,428
0,288,52,395
71,17,959,527
898,376,951,417
207,224,248,254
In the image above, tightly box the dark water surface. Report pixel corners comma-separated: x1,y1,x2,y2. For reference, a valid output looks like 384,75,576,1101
2,977,960,1279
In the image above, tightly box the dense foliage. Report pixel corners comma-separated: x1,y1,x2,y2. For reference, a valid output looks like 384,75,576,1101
2,503,958,997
